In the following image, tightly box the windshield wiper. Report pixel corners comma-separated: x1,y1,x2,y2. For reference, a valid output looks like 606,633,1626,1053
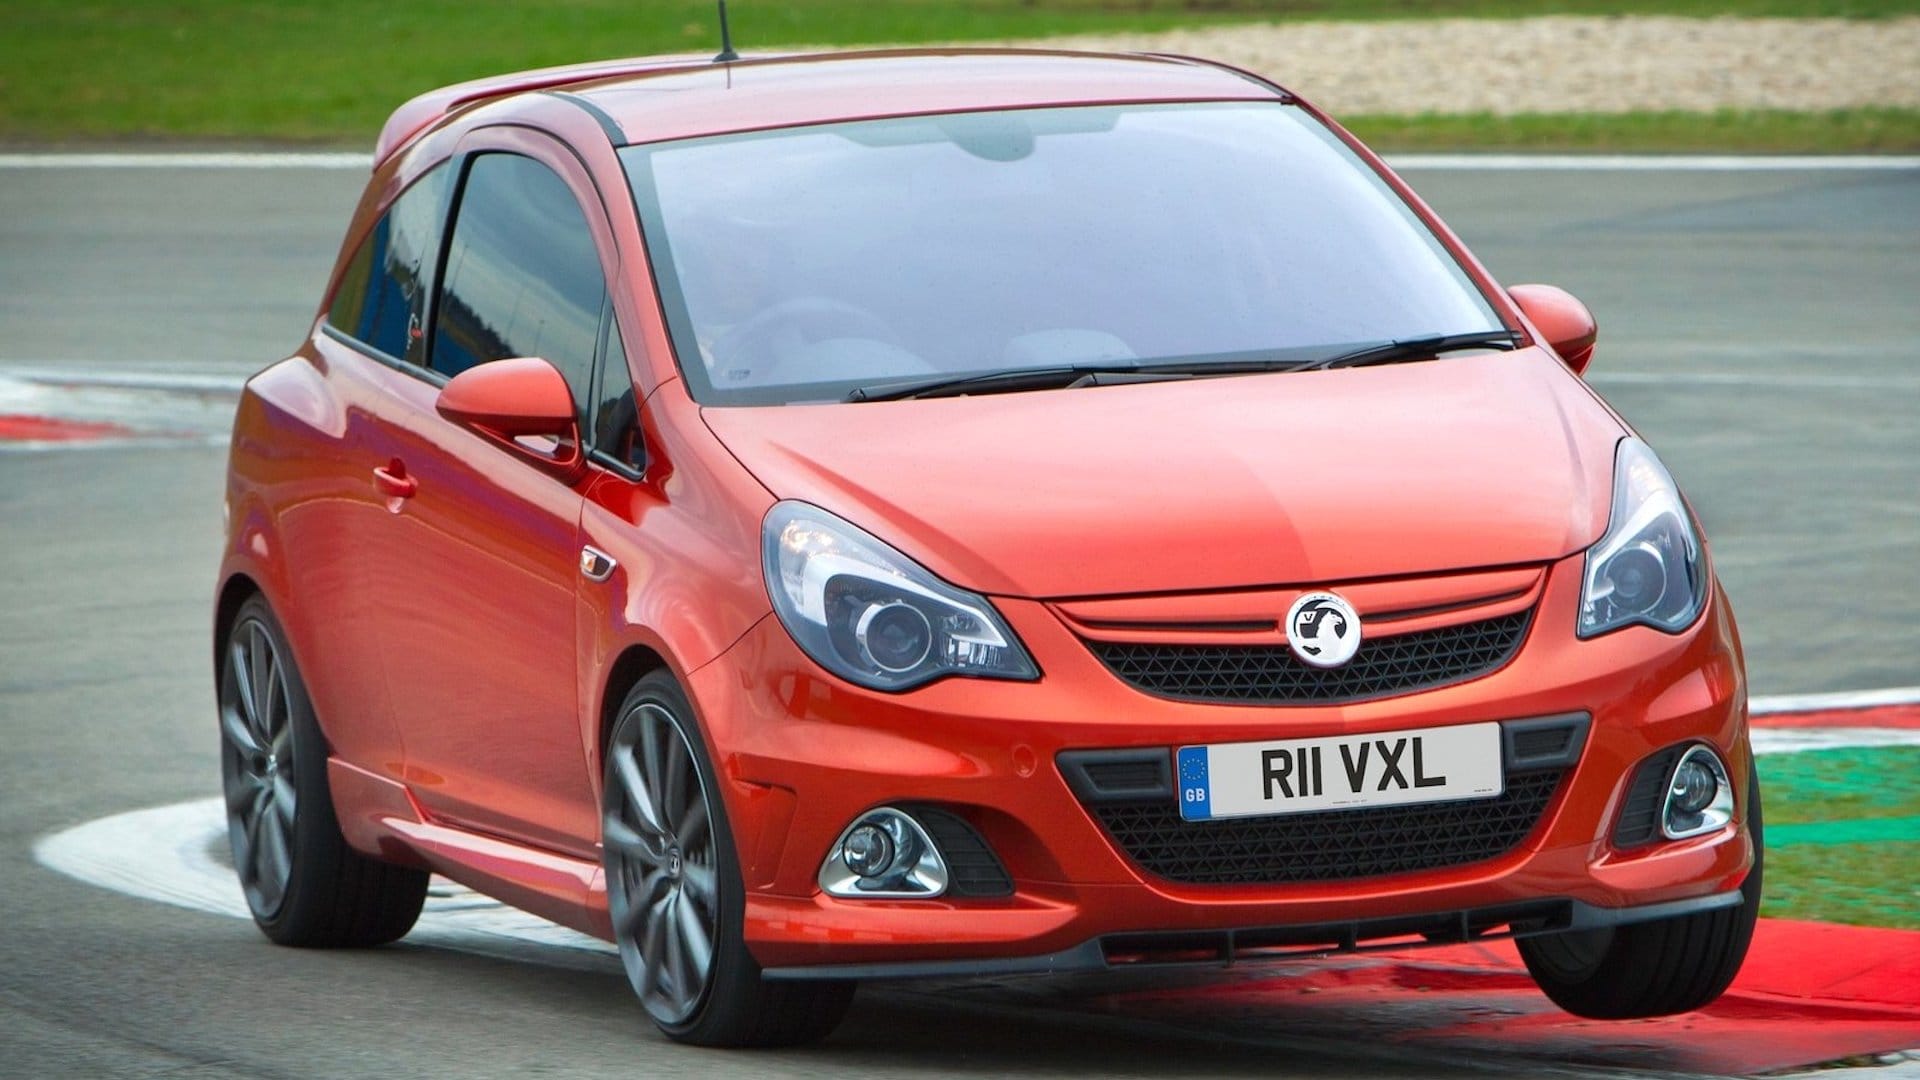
1294,329,1522,372
843,354,1333,402
842,331,1521,402
846,363,1186,402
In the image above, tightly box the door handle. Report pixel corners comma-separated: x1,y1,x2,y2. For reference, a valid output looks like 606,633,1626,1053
372,461,417,500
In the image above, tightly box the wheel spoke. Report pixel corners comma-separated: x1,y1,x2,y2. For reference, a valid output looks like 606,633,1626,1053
227,641,260,735
272,774,297,824
235,799,262,880
248,626,271,741
641,893,671,993
256,811,291,886
675,790,709,850
639,715,667,831
260,651,284,743
663,892,688,1005
219,702,264,759
674,885,714,978
662,732,687,823
241,800,266,879
613,893,645,939
612,749,667,837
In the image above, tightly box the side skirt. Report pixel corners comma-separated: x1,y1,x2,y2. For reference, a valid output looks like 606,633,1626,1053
328,758,614,941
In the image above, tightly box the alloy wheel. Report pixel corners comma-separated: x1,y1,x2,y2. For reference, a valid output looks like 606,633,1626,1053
605,701,719,1026
219,616,297,918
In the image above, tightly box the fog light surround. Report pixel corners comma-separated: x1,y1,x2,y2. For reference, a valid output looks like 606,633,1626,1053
1661,745,1734,840
819,807,950,899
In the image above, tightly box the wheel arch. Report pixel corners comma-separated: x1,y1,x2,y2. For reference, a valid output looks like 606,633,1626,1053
212,572,263,686
597,641,672,760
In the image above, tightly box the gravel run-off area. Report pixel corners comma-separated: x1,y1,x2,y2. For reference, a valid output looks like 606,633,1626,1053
1000,16,1920,114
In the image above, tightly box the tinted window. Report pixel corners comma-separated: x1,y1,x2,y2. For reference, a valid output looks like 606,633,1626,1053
622,103,1504,405
592,322,643,472
431,153,606,416
327,165,449,365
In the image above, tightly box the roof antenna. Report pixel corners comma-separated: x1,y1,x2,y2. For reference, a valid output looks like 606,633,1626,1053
713,1,739,63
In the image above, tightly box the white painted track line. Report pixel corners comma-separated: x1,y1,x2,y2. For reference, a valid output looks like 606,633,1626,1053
2,151,1917,171
1751,686,1920,714
0,366,249,392
0,152,371,170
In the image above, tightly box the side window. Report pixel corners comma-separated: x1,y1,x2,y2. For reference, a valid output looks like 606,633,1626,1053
592,320,644,472
431,153,606,419
326,165,449,366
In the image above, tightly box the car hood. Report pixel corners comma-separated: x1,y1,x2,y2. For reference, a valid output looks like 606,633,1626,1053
700,350,1624,598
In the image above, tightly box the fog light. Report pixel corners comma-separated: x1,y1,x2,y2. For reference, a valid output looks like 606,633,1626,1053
818,807,950,899
1670,760,1717,813
1661,746,1734,840
840,823,895,878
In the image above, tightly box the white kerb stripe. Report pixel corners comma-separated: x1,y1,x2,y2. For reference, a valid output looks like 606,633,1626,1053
1749,686,1920,715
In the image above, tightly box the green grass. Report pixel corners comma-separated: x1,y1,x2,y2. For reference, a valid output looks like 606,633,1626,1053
1755,747,1920,929
1,1,1917,145
1350,109,1920,153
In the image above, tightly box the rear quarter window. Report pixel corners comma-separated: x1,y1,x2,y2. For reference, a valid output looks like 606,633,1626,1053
326,165,451,366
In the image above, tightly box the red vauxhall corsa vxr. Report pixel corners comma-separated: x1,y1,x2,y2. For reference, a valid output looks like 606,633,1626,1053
215,48,1759,1047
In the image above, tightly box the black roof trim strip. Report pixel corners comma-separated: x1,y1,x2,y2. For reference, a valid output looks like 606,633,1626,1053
1140,52,1296,103
545,90,627,148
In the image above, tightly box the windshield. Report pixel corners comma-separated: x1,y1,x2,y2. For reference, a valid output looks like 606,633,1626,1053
621,102,1505,406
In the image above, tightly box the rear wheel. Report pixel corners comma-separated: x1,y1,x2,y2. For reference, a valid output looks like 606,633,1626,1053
602,671,853,1047
218,595,428,946
1519,765,1762,1018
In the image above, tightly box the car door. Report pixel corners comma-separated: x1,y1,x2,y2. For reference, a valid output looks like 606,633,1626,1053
292,162,453,774
374,132,615,855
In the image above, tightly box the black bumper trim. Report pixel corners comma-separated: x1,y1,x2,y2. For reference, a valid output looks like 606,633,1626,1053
758,888,1743,981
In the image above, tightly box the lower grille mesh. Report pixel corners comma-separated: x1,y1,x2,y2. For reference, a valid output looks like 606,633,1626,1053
1089,769,1565,885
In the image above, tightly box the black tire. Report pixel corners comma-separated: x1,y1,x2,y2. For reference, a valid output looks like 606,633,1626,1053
1519,763,1762,1018
602,671,853,1047
218,595,428,947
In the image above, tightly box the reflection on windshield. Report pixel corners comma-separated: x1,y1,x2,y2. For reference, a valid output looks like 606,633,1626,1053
622,102,1502,405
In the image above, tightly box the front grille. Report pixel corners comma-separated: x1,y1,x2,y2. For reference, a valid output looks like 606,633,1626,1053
1088,769,1565,886
1086,610,1531,705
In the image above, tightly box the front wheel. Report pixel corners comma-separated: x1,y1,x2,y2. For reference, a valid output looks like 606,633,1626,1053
1519,765,1762,1018
601,671,853,1046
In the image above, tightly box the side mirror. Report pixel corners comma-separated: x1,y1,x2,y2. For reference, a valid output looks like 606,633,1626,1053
1509,284,1598,376
435,357,583,477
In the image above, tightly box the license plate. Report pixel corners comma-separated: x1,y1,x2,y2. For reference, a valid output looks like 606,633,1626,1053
1176,722,1503,821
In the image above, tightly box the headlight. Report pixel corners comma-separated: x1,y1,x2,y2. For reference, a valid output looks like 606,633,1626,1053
1579,438,1706,638
762,501,1039,691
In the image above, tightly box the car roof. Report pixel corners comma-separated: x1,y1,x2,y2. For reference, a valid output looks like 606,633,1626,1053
377,49,1287,166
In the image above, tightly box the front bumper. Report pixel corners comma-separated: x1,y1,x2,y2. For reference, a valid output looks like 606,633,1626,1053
685,552,1755,973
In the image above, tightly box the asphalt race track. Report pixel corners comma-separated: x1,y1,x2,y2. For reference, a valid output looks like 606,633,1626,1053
1,157,1916,1077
